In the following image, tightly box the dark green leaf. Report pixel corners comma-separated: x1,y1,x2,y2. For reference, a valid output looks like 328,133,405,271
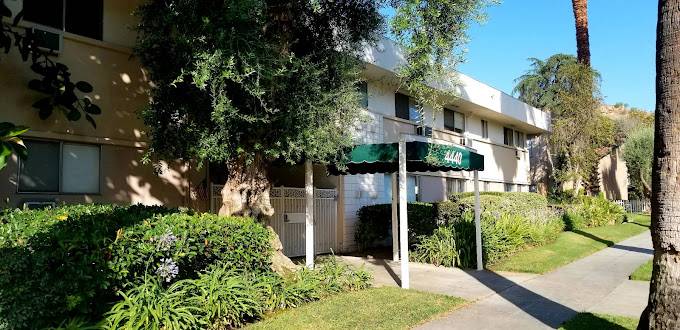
84,104,101,115
85,114,97,129
67,109,81,121
38,105,53,120
75,81,93,93
28,79,45,92
32,97,52,110
30,63,47,76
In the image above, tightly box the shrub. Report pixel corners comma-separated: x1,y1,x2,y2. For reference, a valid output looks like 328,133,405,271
413,193,564,269
563,194,625,230
0,204,272,329
412,226,460,267
104,258,371,329
354,202,436,250
103,278,206,330
108,212,273,288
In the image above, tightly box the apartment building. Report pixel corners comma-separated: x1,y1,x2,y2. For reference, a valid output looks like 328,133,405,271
0,0,550,255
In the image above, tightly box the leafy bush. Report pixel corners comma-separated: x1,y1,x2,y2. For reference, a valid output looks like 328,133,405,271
412,193,564,268
414,210,564,268
108,212,273,288
354,202,436,250
562,194,625,230
104,258,371,329
412,226,460,267
0,204,272,329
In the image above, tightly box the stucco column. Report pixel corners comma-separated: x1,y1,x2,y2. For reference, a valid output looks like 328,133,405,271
305,160,314,268
391,172,399,261
474,170,483,271
398,140,409,289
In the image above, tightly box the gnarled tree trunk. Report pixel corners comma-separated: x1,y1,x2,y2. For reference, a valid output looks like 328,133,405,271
638,1,680,328
571,0,590,66
218,156,274,218
217,156,299,275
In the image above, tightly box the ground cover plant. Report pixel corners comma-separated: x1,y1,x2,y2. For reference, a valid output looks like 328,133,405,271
559,312,638,330
356,192,636,270
245,287,466,330
0,204,370,329
491,214,651,273
630,259,653,281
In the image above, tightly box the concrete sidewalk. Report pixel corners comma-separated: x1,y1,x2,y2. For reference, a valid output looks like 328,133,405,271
340,231,652,329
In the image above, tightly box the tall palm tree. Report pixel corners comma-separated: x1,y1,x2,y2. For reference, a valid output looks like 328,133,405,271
639,0,680,328
571,0,590,66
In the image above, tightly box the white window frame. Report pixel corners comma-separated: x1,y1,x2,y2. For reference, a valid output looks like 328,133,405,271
444,108,465,134
18,139,101,194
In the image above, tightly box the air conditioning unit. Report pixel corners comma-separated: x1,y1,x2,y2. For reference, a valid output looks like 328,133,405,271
23,201,57,210
30,26,63,53
416,126,433,137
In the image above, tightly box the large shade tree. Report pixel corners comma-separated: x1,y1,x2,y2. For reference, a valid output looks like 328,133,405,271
136,0,490,217
514,54,614,195
639,0,680,328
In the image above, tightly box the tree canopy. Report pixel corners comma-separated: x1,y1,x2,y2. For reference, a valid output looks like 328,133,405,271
623,125,653,199
136,0,491,216
514,54,615,193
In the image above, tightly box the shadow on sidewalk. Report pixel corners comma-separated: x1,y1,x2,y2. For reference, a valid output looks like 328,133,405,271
464,270,577,328
572,230,653,255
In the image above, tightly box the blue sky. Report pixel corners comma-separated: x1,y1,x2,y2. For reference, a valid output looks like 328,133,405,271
458,0,657,111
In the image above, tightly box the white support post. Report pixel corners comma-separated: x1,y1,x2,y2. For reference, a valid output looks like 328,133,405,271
391,173,399,261
474,170,483,271
398,140,409,289
305,160,315,269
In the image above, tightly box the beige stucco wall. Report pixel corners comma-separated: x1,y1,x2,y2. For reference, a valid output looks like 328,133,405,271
599,147,629,200
0,0,208,210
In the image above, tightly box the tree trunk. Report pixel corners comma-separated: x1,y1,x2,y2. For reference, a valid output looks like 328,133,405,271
640,169,652,200
571,0,591,66
638,1,680,328
218,156,275,218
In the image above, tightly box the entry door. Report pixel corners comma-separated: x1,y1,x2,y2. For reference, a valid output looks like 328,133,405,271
269,187,338,257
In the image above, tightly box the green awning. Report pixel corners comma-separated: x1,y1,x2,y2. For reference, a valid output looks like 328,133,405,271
329,141,484,175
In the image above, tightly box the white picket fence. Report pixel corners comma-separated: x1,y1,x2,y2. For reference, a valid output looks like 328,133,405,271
615,199,651,214
210,184,338,257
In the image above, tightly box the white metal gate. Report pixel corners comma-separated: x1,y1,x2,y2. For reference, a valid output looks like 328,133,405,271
210,185,338,257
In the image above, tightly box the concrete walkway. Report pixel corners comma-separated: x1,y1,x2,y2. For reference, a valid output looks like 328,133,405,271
340,231,652,329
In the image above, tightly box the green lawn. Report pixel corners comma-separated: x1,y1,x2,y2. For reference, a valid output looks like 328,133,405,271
246,287,466,330
491,214,651,274
560,313,638,330
630,259,653,281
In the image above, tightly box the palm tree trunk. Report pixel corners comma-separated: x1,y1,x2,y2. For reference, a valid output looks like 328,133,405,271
638,0,680,328
571,0,591,66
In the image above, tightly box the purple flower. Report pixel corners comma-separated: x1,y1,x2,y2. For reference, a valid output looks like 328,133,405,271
157,230,177,251
156,258,179,282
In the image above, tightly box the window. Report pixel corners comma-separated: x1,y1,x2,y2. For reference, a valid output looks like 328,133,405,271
503,127,514,146
481,120,489,138
446,178,467,196
484,181,490,192
23,0,104,40
383,174,418,202
395,93,420,122
19,140,100,193
515,131,526,148
356,81,368,108
504,183,515,192
444,109,465,133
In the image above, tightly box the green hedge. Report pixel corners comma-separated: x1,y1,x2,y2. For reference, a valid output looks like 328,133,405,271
0,204,371,329
0,204,272,329
562,194,626,230
354,202,436,250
